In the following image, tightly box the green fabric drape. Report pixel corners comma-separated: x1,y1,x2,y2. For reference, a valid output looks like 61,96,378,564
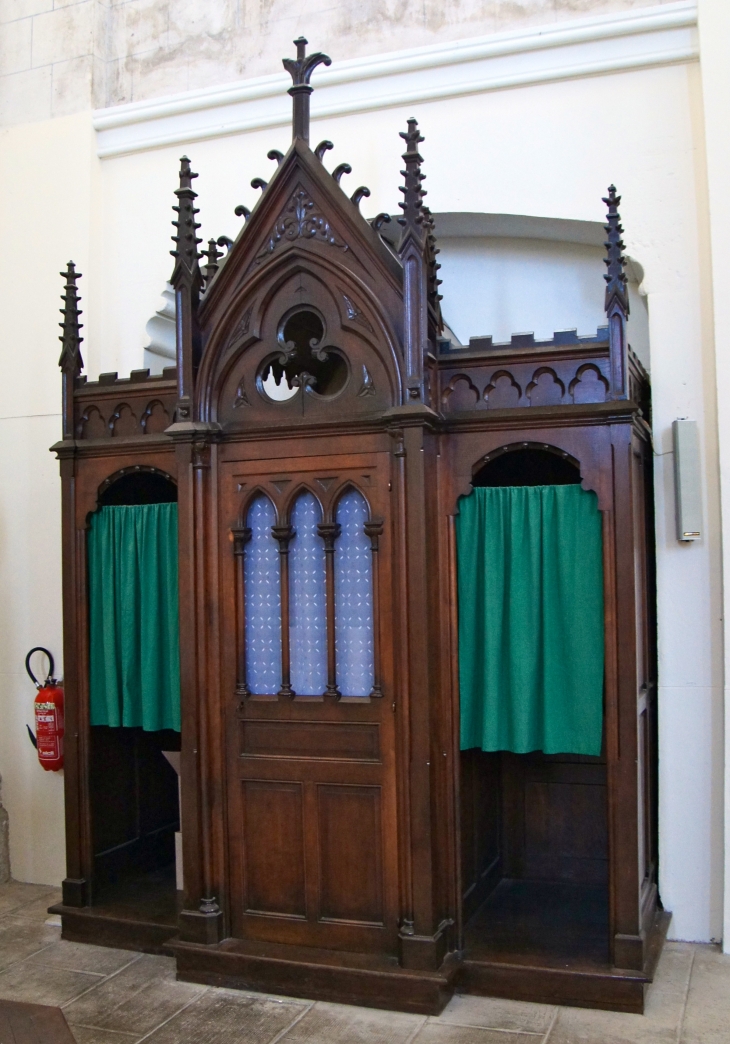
457,485,604,756
88,503,181,732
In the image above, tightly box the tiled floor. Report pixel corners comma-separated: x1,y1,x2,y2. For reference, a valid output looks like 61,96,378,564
0,882,728,1044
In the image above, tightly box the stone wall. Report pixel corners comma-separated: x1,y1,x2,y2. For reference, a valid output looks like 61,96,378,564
0,775,10,884
0,0,677,126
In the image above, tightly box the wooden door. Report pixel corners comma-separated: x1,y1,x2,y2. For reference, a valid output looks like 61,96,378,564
220,445,399,954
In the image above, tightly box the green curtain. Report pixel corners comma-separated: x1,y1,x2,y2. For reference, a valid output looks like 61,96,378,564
457,485,604,756
88,503,181,732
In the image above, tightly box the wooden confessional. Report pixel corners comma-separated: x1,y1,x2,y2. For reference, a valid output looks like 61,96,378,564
51,39,665,1015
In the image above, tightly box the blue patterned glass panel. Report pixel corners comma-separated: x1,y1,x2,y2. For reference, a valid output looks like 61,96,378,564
289,492,327,695
244,495,282,694
335,490,374,697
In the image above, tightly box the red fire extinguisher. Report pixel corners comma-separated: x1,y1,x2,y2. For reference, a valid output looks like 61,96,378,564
26,647,64,772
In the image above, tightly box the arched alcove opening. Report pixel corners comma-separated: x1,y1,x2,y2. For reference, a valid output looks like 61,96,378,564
459,444,608,968
89,468,181,926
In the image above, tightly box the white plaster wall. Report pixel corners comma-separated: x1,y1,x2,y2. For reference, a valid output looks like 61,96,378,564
0,112,99,884
438,237,607,344
696,0,730,951
0,10,722,948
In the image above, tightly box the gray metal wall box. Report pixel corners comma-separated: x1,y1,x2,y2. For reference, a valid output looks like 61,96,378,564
672,419,702,541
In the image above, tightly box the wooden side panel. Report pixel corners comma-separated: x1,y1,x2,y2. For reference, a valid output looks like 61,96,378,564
242,780,306,917
318,785,383,924
460,750,501,921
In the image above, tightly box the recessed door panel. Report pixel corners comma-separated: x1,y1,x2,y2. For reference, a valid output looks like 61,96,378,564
317,784,383,924
242,780,306,917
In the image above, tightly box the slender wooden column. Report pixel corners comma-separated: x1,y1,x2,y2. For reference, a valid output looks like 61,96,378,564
364,519,384,698
317,522,341,698
232,527,252,698
273,525,294,698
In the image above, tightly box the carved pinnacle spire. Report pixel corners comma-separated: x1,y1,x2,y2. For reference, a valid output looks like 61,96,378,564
602,185,630,401
170,156,202,287
422,206,444,335
202,238,223,287
58,261,83,375
58,261,83,439
603,184,629,318
397,118,426,245
169,156,203,422
282,37,331,144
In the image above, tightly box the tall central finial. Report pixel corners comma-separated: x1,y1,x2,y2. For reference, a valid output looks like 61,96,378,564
283,37,331,144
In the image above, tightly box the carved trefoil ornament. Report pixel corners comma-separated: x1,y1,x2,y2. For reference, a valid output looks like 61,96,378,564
255,186,348,264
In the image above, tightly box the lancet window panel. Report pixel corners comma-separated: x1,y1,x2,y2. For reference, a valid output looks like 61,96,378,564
289,492,328,695
334,490,375,697
243,494,282,695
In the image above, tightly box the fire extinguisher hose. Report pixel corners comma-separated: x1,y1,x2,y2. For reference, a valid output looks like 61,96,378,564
25,647,55,689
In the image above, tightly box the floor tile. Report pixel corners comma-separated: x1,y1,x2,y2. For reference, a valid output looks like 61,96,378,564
0,960,103,1006
280,999,424,1044
0,916,60,970
143,988,309,1043
546,943,693,1044
71,1028,139,1044
8,890,63,922
25,939,138,975
680,944,730,1044
62,954,205,1036
0,881,60,917
414,1026,540,1044
435,993,554,1033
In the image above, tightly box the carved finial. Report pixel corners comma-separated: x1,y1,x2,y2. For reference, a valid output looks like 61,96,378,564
202,238,223,286
332,163,351,184
251,177,268,193
314,140,334,161
282,37,331,144
267,149,285,166
58,262,83,439
170,155,202,286
217,235,234,253
603,184,629,317
398,118,426,243
234,204,251,221
351,186,370,208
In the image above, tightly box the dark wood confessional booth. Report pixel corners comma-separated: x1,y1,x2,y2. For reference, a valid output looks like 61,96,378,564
51,38,666,1015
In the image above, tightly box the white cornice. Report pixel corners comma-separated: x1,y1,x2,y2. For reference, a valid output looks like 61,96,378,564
93,1,698,159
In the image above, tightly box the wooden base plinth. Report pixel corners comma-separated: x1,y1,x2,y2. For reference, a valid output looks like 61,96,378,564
460,957,649,1013
49,867,180,955
169,937,459,1015
51,902,179,955
457,881,669,1014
